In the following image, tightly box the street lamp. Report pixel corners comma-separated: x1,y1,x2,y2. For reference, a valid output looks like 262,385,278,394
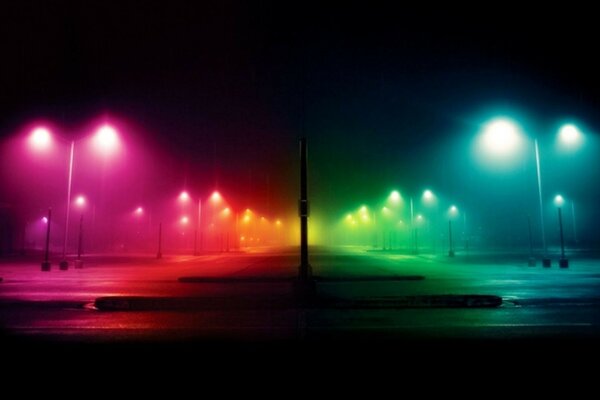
447,205,458,257
29,124,120,270
178,190,226,254
477,118,584,266
554,194,569,268
41,208,52,271
410,189,436,254
74,195,86,268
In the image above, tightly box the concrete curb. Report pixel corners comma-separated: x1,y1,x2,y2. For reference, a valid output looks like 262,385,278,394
178,275,425,283
313,275,425,282
178,276,294,283
94,294,502,311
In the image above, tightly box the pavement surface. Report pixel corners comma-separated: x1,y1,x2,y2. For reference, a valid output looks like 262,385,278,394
1,246,600,360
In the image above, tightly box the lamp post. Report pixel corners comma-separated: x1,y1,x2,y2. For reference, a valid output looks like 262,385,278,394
179,190,224,254
477,118,584,266
74,195,86,269
409,189,435,254
28,124,120,270
554,194,569,268
448,205,458,257
41,208,52,271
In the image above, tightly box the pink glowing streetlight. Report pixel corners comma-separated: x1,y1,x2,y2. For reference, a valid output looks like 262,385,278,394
75,195,86,207
28,123,120,269
29,127,52,151
73,195,87,269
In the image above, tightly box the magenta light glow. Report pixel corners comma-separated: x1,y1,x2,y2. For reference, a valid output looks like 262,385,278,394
135,206,144,214
94,125,119,153
180,216,189,224
75,195,86,207
179,191,190,202
29,127,52,150
42,217,48,224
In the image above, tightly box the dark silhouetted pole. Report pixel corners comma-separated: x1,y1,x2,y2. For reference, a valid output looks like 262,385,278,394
558,207,568,268
299,138,311,280
157,222,162,259
42,208,52,271
75,214,84,268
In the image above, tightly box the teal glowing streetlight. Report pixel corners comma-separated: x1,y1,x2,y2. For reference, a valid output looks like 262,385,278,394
558,124,584,150
554,194,569,268
477,117,585,265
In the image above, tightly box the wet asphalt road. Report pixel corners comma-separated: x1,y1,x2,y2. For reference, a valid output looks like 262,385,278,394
1,246,600,346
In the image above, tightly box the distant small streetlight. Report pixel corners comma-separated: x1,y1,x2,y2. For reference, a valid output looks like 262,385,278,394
447,205,459,257
554,194,569,268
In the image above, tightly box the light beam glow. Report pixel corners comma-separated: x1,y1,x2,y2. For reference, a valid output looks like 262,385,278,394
29,127,52,150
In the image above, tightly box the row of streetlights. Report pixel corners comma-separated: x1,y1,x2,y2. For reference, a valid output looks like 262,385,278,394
29,124,121,271
477,118,585,267
340,189,463,256
26,121,291,268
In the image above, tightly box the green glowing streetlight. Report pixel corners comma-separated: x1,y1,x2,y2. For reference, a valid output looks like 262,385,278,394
409,189,436,254
447,205,458,257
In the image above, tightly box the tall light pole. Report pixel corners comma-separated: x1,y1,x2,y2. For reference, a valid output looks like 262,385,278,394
477,118,584,265
29,124,120,270
534,138,550,266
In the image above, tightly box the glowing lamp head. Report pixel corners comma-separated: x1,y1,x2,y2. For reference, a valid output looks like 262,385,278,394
554,195,565,207
180,216,189,225
448,205,458,217
179,191,190,202
210,191,222,203
423,189,434,202
480,118,522,156
94,125,119,153
135,207,144,214
75,195,86,207
29,127,52,150
389,190,401,203
416,214,423,221
558,124,583,148
222,207,231,217
275,219,282,226
42,217,48,224
359,205,368,214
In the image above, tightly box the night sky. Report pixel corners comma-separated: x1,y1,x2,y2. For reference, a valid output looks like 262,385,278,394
2,2,600,245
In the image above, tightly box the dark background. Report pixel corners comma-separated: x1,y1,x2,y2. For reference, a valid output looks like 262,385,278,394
2,1,600,247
